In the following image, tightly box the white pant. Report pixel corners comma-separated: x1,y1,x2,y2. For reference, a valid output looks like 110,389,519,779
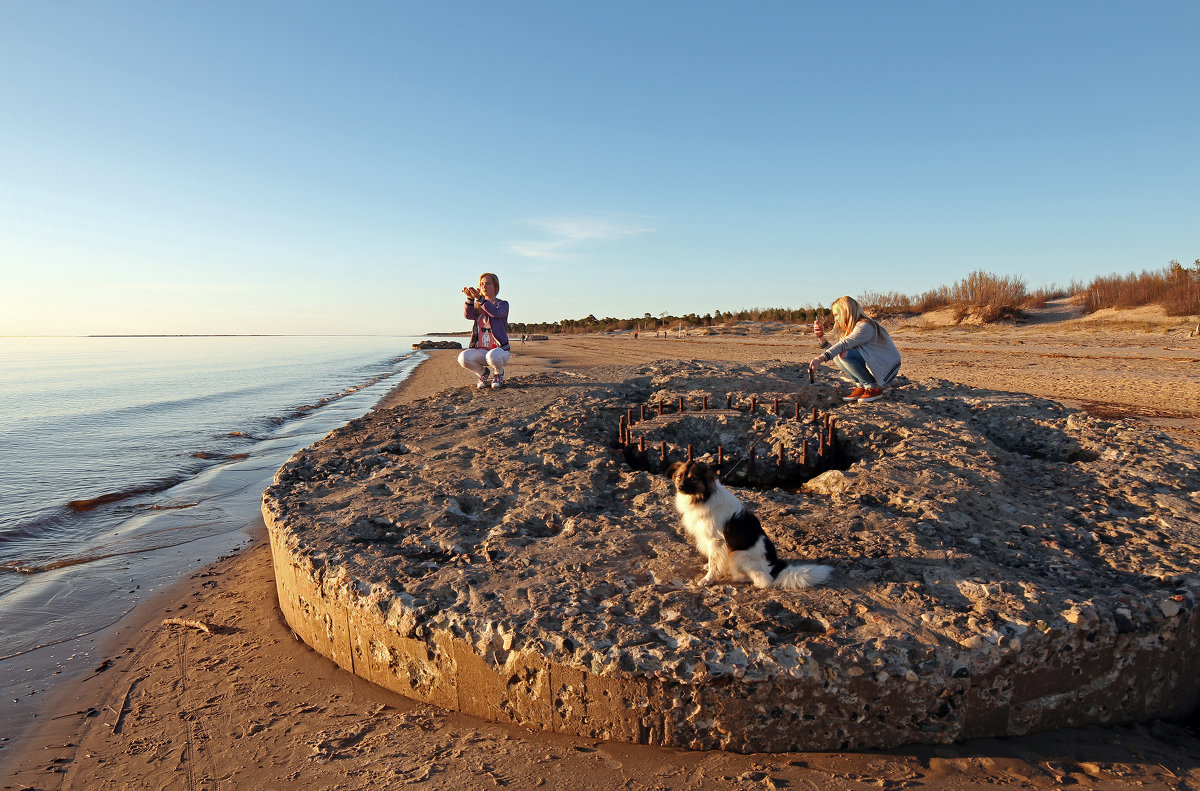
458,347,510,379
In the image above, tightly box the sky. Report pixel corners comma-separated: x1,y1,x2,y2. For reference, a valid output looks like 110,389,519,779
1,2,1197,336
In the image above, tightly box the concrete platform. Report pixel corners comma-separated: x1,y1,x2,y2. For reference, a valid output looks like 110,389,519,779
262,361,1200,752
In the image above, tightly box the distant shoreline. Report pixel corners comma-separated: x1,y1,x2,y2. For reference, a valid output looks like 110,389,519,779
83,333,415,338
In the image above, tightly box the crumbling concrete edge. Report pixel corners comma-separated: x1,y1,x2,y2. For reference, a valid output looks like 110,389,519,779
263,502,1200,753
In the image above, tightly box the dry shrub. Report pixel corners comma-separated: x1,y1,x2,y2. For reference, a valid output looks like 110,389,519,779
948,270,1027,311
915,286,952,313
859,290,915,313
1082,261,1200,316
865,272,1029,322
1023,282,1081,309
1163,278,1200,317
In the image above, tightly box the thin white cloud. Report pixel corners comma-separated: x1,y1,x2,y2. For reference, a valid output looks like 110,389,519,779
508,214,654,260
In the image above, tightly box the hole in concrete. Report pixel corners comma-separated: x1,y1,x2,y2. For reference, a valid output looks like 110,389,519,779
615,393,857,490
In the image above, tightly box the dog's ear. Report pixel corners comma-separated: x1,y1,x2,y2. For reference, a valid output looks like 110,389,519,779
666,461,684,479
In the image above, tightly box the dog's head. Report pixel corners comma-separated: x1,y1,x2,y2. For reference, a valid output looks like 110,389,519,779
667,460,716,501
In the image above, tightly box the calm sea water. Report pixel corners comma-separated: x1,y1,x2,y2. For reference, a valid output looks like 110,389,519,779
0,336,426,717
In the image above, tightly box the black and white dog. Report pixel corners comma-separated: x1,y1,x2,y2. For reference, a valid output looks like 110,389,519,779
668,460,832,589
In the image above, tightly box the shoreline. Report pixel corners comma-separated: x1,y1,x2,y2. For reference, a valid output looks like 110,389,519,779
0,345,428,776
6,328,1200,788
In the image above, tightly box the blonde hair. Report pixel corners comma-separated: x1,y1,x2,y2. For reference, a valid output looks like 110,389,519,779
479,272,500,293
831,295,870,335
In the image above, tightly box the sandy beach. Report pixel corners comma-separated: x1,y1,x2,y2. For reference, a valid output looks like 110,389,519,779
5,309,1200,790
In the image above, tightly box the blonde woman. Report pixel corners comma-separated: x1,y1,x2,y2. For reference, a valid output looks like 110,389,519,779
809,296,901,403
458,272,511,389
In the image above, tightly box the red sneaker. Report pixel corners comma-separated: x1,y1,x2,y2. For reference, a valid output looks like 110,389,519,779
857,387,884,403
842,387,866,402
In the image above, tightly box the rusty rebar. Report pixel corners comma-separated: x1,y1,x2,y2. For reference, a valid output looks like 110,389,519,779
619,415,627,445
812,406,819,425
678,396,685,413
750,396,757,413
640,404,646,421
703,394,709,411
661,440,667,464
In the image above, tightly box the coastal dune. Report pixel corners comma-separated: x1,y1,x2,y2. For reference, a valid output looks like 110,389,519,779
6,315,1200,789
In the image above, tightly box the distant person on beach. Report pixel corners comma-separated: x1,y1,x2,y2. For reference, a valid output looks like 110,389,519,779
809,296,901,403
458,272,510,389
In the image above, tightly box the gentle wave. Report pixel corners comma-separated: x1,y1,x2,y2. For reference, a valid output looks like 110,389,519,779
67,479,186,512
1,360,410,549
267,369,401,423
30,380,285,429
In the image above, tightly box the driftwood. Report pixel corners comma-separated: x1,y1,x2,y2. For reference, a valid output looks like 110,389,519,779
161,617,213,634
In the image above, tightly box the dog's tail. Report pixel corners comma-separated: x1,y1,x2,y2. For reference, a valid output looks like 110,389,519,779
773,562,833,589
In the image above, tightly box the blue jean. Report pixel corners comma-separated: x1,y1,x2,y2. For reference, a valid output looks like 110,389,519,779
833,347,876,387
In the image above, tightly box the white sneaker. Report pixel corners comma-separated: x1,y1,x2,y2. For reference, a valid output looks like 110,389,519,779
476,374,489,389
491,375,504,389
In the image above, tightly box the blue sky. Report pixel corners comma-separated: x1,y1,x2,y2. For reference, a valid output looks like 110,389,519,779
1,2,1196,335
